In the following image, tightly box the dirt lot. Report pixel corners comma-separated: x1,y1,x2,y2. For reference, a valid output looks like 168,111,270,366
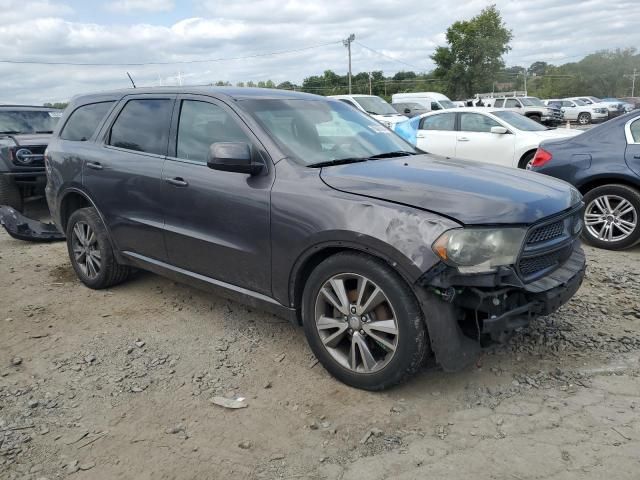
1,201,640,480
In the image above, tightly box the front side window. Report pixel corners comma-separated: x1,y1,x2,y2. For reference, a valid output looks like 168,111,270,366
460,113,500,133
109,99,172,155
176,100,250,163
240,99,415,166
505,99,520,108
430,102,442,111
0,109,61,135
561,101,574,107
419,113,456,131
60,102,114,141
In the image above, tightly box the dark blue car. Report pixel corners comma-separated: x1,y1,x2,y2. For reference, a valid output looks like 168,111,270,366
531,111,640,250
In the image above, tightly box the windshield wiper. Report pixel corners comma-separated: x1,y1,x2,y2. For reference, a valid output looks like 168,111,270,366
35,130,53,134
307,158,371,168
0,130,20,134
368,151,416,159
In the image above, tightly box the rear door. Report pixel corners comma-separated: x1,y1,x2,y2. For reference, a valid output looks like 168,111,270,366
561,101,578,121
160,95,273,294
455,112,515,167
415,112,457,157
85,94,175,261
625,116,640,177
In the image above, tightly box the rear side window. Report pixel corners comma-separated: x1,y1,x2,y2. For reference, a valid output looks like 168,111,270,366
630,119,640,143
60,102,114,141
109,99,172,155
494,99,504,107
176,100,250,163
419,113,456,131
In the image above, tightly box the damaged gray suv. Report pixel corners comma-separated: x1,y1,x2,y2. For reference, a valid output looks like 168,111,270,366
45,88,586,390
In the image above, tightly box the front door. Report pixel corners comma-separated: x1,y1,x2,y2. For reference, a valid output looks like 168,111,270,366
161,95,273,295
455,112,516,167
416,112,457,157
84,95,175,261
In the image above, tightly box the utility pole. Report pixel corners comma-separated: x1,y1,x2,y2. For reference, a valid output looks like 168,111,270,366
368,72,372,95
625,68,638,96
343,33,355,94
523,66,527,95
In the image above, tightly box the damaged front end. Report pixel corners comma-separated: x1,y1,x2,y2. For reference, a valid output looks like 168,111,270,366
0,205,65,242
417,205,586,369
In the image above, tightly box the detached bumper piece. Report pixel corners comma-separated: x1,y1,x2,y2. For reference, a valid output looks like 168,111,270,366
0,205,65,242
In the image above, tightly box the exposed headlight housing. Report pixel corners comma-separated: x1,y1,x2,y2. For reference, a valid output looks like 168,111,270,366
432,228,526,273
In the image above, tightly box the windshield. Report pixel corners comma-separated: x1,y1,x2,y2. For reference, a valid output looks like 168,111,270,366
352,96,398,115
438,99,456,109
0,110,61,134
492,111,547,131
521,97,544,107
239,99,416,166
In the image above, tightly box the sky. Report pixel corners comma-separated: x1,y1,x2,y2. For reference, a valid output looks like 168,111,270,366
0,0,638,104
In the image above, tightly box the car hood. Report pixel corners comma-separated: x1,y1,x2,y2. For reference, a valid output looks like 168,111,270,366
532,128,582,139
320,155,578,225
372,114,409,125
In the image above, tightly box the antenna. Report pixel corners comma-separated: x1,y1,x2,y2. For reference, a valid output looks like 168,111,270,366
126,72,136,88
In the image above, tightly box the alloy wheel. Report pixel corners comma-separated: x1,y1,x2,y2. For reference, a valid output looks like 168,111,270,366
313,273,399,373
71,221,102,279
585,194,638,242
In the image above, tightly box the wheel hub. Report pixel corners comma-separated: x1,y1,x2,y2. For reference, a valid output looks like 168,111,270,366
348,315,362,331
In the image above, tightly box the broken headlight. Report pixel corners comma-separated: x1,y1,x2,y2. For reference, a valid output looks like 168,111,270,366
432,228,526,273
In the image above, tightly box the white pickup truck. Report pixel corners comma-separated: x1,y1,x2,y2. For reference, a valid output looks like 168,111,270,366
490,96,563,126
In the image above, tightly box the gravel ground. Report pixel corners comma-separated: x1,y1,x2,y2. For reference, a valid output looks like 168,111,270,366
1,200,640,480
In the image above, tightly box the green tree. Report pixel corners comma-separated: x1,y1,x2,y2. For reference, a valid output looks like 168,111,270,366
236,81,245,87
431,5,512,98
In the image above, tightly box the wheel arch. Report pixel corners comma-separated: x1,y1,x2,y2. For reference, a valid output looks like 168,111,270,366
517,148,537,169
576,176,640,196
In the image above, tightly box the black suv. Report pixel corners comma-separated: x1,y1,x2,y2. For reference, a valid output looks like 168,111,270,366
0,105,61,211
45,88,586,390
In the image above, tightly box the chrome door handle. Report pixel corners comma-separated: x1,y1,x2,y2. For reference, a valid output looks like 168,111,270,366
457,137,470,142
86,162,103,170
166,177,189,187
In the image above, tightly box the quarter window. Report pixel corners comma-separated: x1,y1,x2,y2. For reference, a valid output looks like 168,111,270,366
460,113,500,133
60,102,114,142
630,119,640,143
109,99,172,155
176,100,250,163
419,113,456,131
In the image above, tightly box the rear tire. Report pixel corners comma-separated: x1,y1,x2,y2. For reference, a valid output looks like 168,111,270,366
0,176,23,212
66,207,131,289
577,112,591,125
302,252,429,390
582,185,640,250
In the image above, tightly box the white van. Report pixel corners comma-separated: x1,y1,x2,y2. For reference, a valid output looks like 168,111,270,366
327,95,408,128
391,92,456,112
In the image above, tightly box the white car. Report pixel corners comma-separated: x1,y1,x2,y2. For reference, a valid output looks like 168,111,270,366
566,96,624,117
414,108,582,169
544,99,608,125
327,95,408,128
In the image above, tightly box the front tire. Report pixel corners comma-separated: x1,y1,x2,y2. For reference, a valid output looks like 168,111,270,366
302,252,429,390
66,207,131,289
577,112,591,125
518,151,535,170
0,176,23,212
529,114,542,123
582,185,640,250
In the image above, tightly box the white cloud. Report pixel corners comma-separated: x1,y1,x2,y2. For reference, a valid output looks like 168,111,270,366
106,0,174,13
0,0,639,104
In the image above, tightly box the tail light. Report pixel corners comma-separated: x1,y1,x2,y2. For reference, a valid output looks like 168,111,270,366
530,148,552,168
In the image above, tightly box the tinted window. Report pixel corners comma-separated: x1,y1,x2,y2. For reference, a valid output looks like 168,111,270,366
109,99,172,155
176,100,250,163
630,119,640,142
419,113,456,131
61,102,114,141
505,99,519,108
460,113,500,132
493,99,504,107
431,102,442,111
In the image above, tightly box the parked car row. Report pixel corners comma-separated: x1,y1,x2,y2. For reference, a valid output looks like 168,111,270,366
543,98,608,125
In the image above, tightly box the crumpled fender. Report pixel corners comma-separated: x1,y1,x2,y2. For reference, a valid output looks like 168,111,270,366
0,206,65,242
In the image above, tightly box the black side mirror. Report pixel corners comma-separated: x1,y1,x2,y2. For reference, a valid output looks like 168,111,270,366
207,142,263,175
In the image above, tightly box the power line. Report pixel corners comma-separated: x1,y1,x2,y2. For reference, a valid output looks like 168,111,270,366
355,41,428,72
0,41,341,67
